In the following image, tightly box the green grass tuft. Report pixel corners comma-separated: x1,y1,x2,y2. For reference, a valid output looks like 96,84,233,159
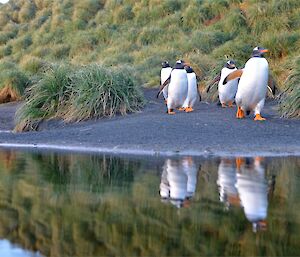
14,64,72,132
15,64,145,131
279,57,300,118
62,64,145,122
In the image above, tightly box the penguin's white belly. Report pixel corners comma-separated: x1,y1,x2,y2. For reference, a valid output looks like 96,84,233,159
183,73,198,108
168,70,188,108
219,67,238,103
219,80,238,103
235,58,268,110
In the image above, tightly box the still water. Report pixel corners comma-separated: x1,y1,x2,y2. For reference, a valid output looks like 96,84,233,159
0,150,299,256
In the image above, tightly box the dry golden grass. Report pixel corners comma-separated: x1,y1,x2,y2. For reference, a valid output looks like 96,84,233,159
0,85,21,103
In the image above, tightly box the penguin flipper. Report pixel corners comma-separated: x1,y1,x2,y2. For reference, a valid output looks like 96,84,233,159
197,85,202,101
206,74,221,93
157,77,170,98
223,69,243,85
268,75,277,96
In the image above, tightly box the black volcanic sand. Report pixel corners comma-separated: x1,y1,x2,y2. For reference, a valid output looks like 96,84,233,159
0,89,299,157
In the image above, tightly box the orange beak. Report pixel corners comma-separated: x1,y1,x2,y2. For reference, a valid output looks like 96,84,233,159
260,49,269,53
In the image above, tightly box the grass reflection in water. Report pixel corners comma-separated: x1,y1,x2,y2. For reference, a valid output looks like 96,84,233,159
0,150,299,257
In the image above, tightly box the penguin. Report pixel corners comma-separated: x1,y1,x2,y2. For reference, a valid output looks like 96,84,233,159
182,66,201,112
218,60,238,108
157,60,188,115
223,46,270,120
160,61,172,103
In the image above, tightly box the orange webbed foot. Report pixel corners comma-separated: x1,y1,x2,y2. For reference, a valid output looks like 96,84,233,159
178,107,185,111
221,103,227,108
168,109,176,115
228,101,233,108
236,107,245,119
254,114,266,121
185,107,194,112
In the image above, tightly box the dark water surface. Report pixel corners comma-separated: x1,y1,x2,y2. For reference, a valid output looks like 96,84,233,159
0,150,299,257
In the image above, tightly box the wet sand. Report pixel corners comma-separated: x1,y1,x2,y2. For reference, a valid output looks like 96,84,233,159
0,89,299,157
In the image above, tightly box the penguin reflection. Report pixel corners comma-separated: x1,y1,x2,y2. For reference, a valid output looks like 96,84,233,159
217,157,271,232
217,158,240,209
236,157,268,232
159,157,200,208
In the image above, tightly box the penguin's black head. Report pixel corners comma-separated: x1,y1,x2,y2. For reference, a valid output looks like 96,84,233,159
174,59,186,69
184,65,194,73
225,60,236,69
252,46,269,57
161,61,170,68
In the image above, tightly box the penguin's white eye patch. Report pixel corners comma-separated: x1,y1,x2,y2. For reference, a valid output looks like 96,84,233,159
253,46,259,50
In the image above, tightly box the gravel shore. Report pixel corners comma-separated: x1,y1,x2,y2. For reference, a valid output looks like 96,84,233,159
0,89,299,157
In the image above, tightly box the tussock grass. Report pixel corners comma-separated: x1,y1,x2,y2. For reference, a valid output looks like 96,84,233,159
11,34,33,53
15,64,145,131
0,60,29,104
0,31,18,45
51,43,71,59
214,8,248,35
31,46,52,58
137,26,164,46
190,31,232,54
261,31,300,59
246,2,290,36
181,2,204,30
0,12,9,27
19,55,47,74
212,36,254,64
111,4,135,24
63,64,144,122
15,64,72,132
279,57,300,118
0,45,12,58
18,1,36,23
68,31,98,57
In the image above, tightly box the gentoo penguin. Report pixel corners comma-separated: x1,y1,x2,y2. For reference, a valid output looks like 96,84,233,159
223,46,270,120
235,157,268,232
182,66,201,112
160,61,172,103
218,60,238,108
157,60,188,115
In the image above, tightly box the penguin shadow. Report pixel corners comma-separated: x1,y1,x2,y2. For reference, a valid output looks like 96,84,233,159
217,156,276,233
159,157,201,208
